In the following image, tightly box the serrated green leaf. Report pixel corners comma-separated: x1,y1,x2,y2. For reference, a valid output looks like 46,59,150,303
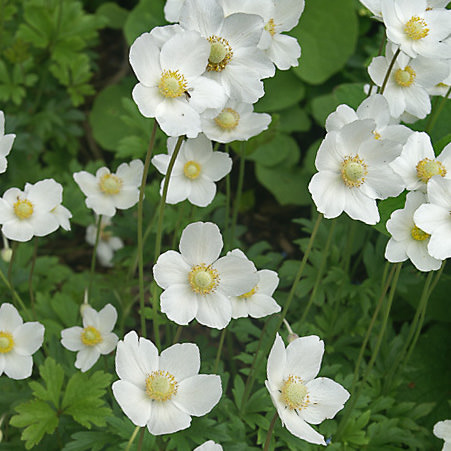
29,358,64,408
62,431,114,451
124,0,165,45
232,375,245,410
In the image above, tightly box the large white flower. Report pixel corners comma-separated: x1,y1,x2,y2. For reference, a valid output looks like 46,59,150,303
434,420,451,451
130,29,226,138
0,111,15,174
308,120,404,225
194,441,223,451
153,221,258,329
61,304,119,372
112,331,222,435
414,176,451,260
0,303,44,380
385,191,442,271
0,179,70,242
73,160,143,217
152,134,232,207
265,334,350,446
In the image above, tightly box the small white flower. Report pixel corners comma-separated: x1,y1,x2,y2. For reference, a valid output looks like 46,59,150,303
194,441,223,451
0,111,15,174
0,179,71,242
73,160,144,217
385,191,442,271
265,333,350,446
434,419,451,451
153,221,258,329
112,331,222,435
61,304,119,372
0,303,44,380
152,134,232,207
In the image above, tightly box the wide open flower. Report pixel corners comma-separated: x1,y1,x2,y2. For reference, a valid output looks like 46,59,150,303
265,334,350,445
153,221,258,329
152,134,232,207
434,420,451,451
73,160,144,217
61,304,119,372
0,303,44,380
112,331,222,435
0,111,15,174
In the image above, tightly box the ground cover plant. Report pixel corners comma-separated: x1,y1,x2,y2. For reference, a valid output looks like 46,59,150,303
0,0,450,449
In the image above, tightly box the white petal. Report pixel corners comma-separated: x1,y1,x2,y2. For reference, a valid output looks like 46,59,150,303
154,250,191,289
159,343,200,381
160,284,199,325
132,84,161,118
308,171,347,219
13,322,44,355
385,239,408,263
2,220,34,242
267,34,301,70
246,293,281,318
0,303,23,330
75,347,100,372
156,98,201,139
213,255,258,296
203,151,232,181
406,240,442,272
279,408,326,445
414,204,449,234
343,189,380,225
257,269,279,295
187,178,216,207
3,351,33,380
61,327,84,352
195,291,232,329
266,334,287,387
129,33,161,86
112,380,151,426
96,304,117,334
147,400,191,435
285,335,324,383
97,333,119,354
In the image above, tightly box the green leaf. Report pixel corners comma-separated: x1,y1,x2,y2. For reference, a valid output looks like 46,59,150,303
124,0,165,45
232,375,245,410
28,358,64,407
96,2,129,29
248,133,299,167
63,431,114,451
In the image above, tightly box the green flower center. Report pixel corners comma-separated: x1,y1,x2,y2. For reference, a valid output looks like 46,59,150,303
411,225,430,241
99,174,122,195
183,161,201,180
0,331,14,353
158,69,187,98
188,264,220,295
207,36,233,72
341,155,368,188
81,326,103,346
395,66,416,87
214,108,240,130
280,375,309,410
13,199,34,220
416,158,446,183
145,370,178,402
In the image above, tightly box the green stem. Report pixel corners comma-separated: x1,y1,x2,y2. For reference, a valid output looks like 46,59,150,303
229,142,246,251
379,47,401,95
0,267,31,320
263,412,278,451
342,221,356,274
87,214,102,300
8,241,17,283
28,238,38,319
137,427,145,451
173,325,183,344
213,329,227,373
425,86,451,133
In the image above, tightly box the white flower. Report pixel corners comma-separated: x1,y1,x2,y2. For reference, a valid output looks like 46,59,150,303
61,304,119,372
152,134,232,207
434,420,451,451
130,29,226,138
390,132,451,192
112,331,222,435
414,176,451,260
194,441,223,451
86,216,124,267
0,303,44,380
381,0,451,59
308,120,404,225
265,334,350,446
201,100,271,143
0,179,71,242
0,111,15,174
73,160,144,217
153,221,258,329
385,191,442,271
227,249,281,319
164,0,185,22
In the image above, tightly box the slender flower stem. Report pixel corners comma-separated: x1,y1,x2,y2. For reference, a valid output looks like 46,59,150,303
173,325,183,344
125,426,140,451
379,46,401,95
0,267,31,320
28,238,38,319
8,241,17,283
137,427,145,451
88,214,102,300
213,329,227,373
425,86,451,133
263,412,278,451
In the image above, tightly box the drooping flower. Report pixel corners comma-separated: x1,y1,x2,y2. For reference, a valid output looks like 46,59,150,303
61,304,119,372
0,111,15,174
112,331,222,435
0,303,44,380
194,441,223,451
265,333,350,445
153,221,258,329
433,419,451,451
73,160,144,217
151,134,232,207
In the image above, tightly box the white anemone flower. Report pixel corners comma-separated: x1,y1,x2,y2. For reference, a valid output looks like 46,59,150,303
434,420,451,451
390,132,451,192
153,221,259,329
112,331,222,435
73,160,144,217
414,176,451,260
130,29,226,138
201,100,271,143
381,0,451,59
61,304,119,372
0,303,44,380
227,249,281,319
194,441,223,451
265,334,350,446
0,111,15,174
0,179,71,242
308,120,404,225
152,134,232,207
385,191,442,271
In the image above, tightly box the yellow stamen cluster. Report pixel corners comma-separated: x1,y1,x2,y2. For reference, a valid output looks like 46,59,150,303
265,18,276,37
188,264,220,295
416,158,446,183
404,16,429,40
411,225,430,241
81,326,103,346
183,161,202,180
214,108,240,130
207,36,233,72
13,199,34,220
394,66,416,87
280,375,310,411
239,285,258,299
341,155,368,188
99,174,122,195
158,69,188,98
373,131,381,140
145,370,178,402
0,331,14,354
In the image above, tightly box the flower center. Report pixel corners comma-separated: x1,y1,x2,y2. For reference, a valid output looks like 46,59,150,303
158,69,187,98
81,326,103,346
411,225,430,241
13,199,34,220
214,108,240,130
280,375,309,410
265,18,276,36
183,161,201,180
341,155,368,188
394,66,416,87
207,36,233,72
0,331,14,354
99,174,122,195
188,264,220,295
373,131,381,140
404,16,429,40
239,285,258,299
145,370,178,402
416,158,446,183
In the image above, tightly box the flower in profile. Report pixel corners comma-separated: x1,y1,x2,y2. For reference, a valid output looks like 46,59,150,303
112,331,222,435
433,419,451,451
152,134,232,207
61,304,119,372
0,303,44,380
153,221,258,329
0,179,71,242
0,111,15,174
194,441,223,451
73,160,144,217
265,334,350,445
